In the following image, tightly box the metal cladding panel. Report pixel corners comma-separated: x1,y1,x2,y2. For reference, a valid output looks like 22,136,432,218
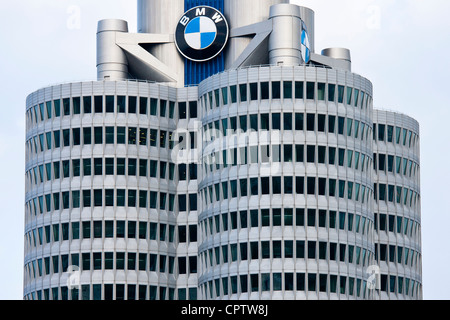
327,69,337,84
44,87,53,102
237,68,248,84
52,86,61,100
92,81,105,94
281,66,295,80
248,68,259,83
138,82,150,96
316,68,327,83
184,0,225,86
61,84,71,98
115,81,128,95
72,82,82,96
104,81,117,95
81,82,93,96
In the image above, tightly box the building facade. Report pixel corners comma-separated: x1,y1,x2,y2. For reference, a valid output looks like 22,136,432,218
23,0,422,300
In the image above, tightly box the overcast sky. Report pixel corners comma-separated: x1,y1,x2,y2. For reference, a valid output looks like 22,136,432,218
0,0,449,300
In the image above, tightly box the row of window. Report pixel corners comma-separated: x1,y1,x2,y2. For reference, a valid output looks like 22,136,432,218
25,190,198,217
26,96,197,128
373,183,419,208
199,272,420,299
200,241,373,269
26,283,197,301
25,252,197,281
202,144,372,175
373,123,418,150
26,158,196,187
199,209,372,237
25,220,197,250
26,126,180,159
200,176,373,205
201,81,372,111
374,213,420,238
373,152,419,179
374,243,421,268
203,113,372,144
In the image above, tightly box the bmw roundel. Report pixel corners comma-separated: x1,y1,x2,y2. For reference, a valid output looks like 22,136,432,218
175,6,229,62
301,21,311,64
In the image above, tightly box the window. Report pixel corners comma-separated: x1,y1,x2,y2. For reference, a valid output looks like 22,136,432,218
105,127,114,144
306,82,315,100
128,127,137,145
260,82,269,100
283,81,292,99
295,81,304,99
94,127,102,144
272,113,281,130
307,114,315,131
295,113,304,131
328,84,336,102
63,130,70,147
178,102,187,119
318,83,325,100
106,96,114,113
250,83,258,101
83,128,91,145
239,84,247,102
117,96,126,113
94,96,103,113
272,82,280,99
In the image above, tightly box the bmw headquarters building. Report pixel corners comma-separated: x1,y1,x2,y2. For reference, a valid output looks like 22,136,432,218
23,0,422,300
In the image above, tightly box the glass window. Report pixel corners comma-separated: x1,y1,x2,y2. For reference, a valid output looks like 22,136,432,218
272,81,281,99
295,81,304,99
283,81,292,99
63,129,70,147
105,127,114,144
94,96,103,113
249,83,258,101
328,115,336,134
328,84,336,102
54,100,61,117
260,82,269,100
306,82,314,100
318,83,325,100
94,127,102,144
83,128,91,145
189,101,197,119
272,113,281,130
106,96,114,113
239,84,247,102
378,124,385,141
307,114,315,131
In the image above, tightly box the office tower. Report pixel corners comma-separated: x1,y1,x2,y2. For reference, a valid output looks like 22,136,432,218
23,0,422,300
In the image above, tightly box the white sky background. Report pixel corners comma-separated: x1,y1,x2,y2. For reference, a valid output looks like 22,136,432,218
0,0,449,300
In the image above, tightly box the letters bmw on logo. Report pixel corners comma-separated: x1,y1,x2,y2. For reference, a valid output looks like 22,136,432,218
175,6,229,62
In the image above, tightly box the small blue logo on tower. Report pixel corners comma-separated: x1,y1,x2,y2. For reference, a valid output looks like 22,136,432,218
175,6,229,62
301,21,311,64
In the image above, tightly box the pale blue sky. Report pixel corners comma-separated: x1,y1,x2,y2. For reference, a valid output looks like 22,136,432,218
0,0,449,300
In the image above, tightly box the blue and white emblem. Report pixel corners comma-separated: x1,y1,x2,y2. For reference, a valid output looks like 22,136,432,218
184,16,217,50
301,21,311,64
175,6,229,62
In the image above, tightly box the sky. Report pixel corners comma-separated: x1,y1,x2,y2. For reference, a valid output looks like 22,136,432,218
0,0,449,300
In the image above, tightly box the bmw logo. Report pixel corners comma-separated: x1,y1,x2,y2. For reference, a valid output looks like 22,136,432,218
175,6,229,62
301,21,311,64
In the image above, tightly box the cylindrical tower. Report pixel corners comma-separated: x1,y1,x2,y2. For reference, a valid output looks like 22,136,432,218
223,0,289,69
23,81,200,300
372,110,422,299
268,4,303,66
197,65,376,300
96,19,130,81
